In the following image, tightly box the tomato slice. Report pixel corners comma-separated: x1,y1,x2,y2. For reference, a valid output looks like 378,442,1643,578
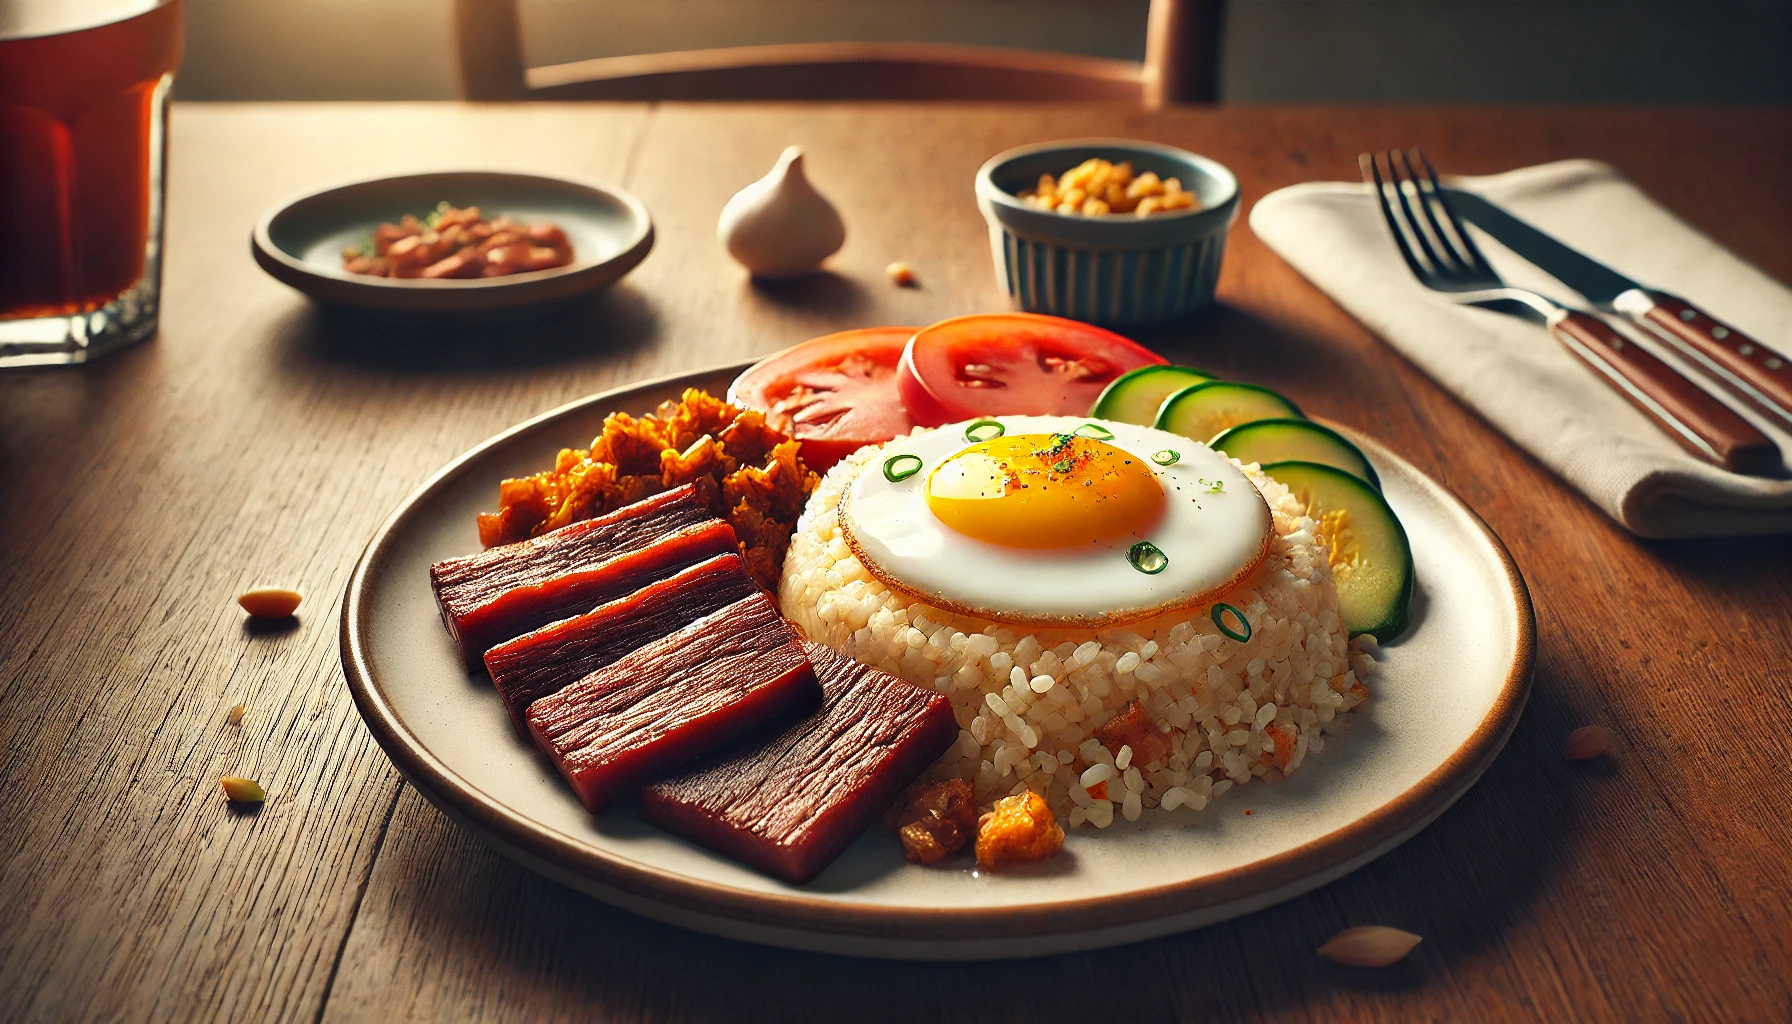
896,313,1167,426
727,327,921,471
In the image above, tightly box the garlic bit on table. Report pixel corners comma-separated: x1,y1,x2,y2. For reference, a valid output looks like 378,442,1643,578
717,146,846,278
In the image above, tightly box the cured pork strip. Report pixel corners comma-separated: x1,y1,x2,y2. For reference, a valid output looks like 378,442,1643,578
526,592,817,811
482,552,760,736
640,641,958,883
430,483,733,667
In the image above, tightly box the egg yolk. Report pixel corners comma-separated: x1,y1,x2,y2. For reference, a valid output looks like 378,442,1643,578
924,433,1165,548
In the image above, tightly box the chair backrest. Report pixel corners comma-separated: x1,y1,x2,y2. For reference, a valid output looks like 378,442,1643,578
454,0,1224,105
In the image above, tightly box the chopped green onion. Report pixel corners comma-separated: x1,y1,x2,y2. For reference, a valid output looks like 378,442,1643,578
883,453,923,482
1127,541,1168,575
1211,603,1252,643
965,419,1005,442
1074,423,1115,441
1052,459,1074,473
1151,449,1180,466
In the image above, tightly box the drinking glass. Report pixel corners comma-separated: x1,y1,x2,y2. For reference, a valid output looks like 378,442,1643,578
0,0,183,367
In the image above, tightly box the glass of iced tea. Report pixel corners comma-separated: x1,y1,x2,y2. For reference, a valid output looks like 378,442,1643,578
0,0,182,367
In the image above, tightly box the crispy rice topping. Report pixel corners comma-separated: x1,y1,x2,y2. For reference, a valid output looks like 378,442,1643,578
477,389,817,591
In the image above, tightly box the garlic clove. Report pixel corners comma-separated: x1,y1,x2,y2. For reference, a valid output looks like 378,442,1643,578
718,146,846,278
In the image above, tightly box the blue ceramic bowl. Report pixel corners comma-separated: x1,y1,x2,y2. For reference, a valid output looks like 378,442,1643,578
976,139,1240,326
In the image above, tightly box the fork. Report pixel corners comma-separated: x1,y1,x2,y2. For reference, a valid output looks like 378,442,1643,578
1360,148,1780,476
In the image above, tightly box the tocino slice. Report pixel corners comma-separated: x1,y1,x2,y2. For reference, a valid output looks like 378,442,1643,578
527,592,816,811
430,483,734,667
482,552,760,736
640,641,958,883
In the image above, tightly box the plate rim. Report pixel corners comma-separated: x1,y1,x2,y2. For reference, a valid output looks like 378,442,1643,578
250,168,654,311
340,361,1535,942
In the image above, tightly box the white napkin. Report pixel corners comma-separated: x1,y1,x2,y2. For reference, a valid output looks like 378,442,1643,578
1250,159,1792,538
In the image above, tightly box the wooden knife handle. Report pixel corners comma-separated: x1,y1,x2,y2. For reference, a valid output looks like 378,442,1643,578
1550,310,1782,475
1638,294,1792,425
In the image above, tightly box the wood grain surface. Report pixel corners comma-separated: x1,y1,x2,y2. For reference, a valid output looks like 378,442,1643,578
3,102,1790,1023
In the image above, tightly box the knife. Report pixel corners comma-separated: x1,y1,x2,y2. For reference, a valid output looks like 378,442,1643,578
1447,189,1792,431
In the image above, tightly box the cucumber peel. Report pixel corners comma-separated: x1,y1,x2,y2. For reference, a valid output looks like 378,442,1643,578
1091,365,1218,425
1211,419,1380,489
1262,460,1413,640
1155,381,1304,443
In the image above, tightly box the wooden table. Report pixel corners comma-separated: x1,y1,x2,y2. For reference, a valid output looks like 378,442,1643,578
3,103,1789,1022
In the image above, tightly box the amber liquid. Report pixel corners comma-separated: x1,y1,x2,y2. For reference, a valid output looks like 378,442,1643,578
0,1,183,319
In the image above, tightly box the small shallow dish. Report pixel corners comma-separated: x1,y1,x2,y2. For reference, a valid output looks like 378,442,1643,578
341,362,1534,961
252,170,653,313
977,139,1240,326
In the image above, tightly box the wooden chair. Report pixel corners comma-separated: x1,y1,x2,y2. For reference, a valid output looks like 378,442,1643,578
454,0,1224,106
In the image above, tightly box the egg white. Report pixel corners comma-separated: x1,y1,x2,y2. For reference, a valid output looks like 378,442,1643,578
839,415,1272,626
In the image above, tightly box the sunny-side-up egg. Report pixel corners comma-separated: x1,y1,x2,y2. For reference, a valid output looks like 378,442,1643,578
838,415,1273,626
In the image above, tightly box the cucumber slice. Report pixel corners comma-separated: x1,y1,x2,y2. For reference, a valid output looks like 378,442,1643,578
1154,382,1303,443
1090,365,1218,425
1211,419,1381,489
1261,461,1413,640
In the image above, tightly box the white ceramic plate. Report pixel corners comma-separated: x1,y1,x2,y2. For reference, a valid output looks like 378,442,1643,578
341,364,1534,960
253,170,653,313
